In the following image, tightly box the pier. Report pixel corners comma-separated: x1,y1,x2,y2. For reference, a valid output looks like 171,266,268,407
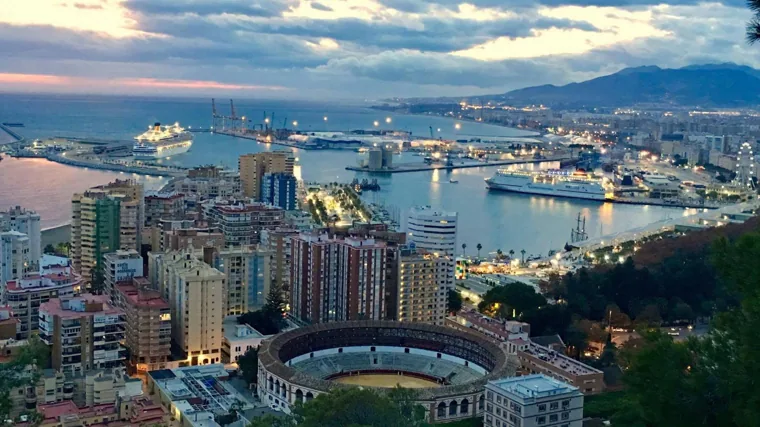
0,123,25,143
346,155,572,173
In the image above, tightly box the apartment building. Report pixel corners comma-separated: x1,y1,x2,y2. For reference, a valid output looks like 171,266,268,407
0,206,41,264
290,233,386,323
261,172,297,210
3,265,81,339
513,340,604,395
485,374,584,427
102,250,143,299
203,201,284,246
39,294,126,374
260,228,299,292
0,230,33,284
144,192,185,226
406,206,458,291
395,246,450,325
212,246,271,315
239,151,294,200
114,278,171,373
149,250,225,365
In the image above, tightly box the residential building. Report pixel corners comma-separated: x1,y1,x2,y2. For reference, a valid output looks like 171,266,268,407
158,227,224,253
261,228,299,293
39,294,126,375
0,230,33,284
0,206,41,265
102,250,143,299
0,306,19,339
513,340,604,395
262,172,297,210
170,169,241,202
115,278,171,374
150,250,225,365
290,233,387,323
484,374,584,427
447,310,530,344
203,201,284,246
148,364,254,427
222,317,270,364
213,246,271,315
3,266,81,339
395,246,450,325
25,395,168,427
144,192,185,226
239,151,294,200
284,211,314,231
71,180,143,283
406,206,458,291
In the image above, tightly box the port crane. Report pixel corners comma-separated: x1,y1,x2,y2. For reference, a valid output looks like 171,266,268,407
229,99,238,131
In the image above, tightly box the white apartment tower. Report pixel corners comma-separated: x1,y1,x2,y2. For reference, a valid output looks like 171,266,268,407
406,206,458,290
0,206,41,264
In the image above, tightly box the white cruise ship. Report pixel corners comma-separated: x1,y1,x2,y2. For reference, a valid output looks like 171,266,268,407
485,169,612,201
133,122,192,159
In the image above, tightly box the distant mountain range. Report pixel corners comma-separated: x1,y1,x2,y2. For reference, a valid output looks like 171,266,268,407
462,64,760,108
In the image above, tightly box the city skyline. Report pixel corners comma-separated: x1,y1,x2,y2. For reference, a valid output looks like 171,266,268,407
1,0,756,99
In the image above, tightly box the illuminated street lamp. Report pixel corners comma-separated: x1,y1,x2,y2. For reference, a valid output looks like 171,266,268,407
292,121,298,127
323,116,328,121
385,117,392,124
455,123,462,130
373,121,380,127
265,118,270,124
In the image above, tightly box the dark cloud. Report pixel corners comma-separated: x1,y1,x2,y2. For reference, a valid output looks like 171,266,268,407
311,2,333,11
379,0,747,8
124,0,291,18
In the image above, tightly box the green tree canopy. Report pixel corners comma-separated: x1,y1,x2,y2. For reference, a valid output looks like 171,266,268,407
237,346,259,385
478,282,546,319
447,289,463,314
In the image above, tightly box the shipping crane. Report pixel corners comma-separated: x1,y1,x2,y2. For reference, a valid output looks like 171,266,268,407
229,99,237,131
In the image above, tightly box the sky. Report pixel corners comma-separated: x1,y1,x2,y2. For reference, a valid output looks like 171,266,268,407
0,0,756,99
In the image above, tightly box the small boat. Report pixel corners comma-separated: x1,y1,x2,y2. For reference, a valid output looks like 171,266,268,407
450,179,459,183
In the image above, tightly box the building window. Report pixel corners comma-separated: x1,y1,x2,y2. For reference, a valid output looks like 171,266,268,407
550,414,558,422
537,416,546,425
538,404,546,412
497,396,502,404
550,402,559,410
487,403,493,413
562,400,570,409
437,402,446,418
562,412,570,420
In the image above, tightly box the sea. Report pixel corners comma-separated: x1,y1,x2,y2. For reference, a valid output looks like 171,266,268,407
0,93,684,257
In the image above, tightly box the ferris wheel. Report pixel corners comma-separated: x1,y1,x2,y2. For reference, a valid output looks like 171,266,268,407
735,142,756,189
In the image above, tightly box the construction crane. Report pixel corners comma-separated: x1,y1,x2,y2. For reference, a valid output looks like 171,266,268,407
211,98,218,130
429,126,434,139
229,99,237,131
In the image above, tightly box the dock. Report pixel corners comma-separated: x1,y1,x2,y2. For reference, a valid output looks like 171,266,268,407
0,123,25,143
346,155,572,173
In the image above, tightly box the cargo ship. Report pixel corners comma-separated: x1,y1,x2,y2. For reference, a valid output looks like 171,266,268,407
133,122,192,159
485,169,612,201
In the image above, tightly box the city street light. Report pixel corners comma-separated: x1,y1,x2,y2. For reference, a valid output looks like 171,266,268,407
265,118,270,124
292,121,298,127
385,117,392,124
323,116,328,121
455,123,462,130
373,121,379,127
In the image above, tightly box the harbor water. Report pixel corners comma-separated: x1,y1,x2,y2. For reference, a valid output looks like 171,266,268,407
0,94,682,256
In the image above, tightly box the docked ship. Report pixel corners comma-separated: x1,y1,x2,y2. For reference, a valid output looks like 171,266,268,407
133,122,192,159
485,169,612,201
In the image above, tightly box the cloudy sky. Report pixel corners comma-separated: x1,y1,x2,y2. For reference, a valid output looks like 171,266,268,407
0,0,756,99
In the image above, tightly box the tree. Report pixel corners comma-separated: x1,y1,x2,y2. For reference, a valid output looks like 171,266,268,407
509,249,515,259
461,243,467,257
0,337,49,421
43,244,55,254
237,346,259,385
90,265,106,295
476,243,482,258
447,289,463,314
748,0,760,44
249,387,429,427
520,249,526,264
496,249,503,259
478,282,546,319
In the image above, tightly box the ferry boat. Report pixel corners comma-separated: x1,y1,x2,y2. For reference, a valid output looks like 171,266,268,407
133,122,192,159
485,169,612,201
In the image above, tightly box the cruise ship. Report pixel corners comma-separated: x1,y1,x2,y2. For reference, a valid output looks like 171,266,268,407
133,122,192,159
485,169,612,201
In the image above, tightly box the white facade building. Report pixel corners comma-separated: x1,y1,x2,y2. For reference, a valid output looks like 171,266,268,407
406,206,458,291
0,231,33,284
222,317,270,364
484,374,584,427
0,206,41,264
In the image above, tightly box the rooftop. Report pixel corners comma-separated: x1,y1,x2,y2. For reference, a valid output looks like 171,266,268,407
39,294,123,319
224,318,267,341
116,281,169,309
520,341,602,377
6,271,82,293
488,374,579,400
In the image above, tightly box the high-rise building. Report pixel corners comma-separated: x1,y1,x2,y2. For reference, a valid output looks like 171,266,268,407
149,250,225,365
0,206,41,264
144,192,185,226
71,180,144,283
114,277,171,374
395,246,450,325
239,152,294,200
102,250,143,299
261,172,297,210
261,228,299,292
3,264,81,339
406,206,458,291
0,231,33,284
212,246,271,315
203,201,284,246
484,374,584,427
290,233,386,323
39,294,126,375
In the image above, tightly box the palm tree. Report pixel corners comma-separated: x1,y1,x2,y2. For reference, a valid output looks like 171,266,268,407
520,249,527,264
748,0,760,43
496,249,503,259
509,249,515,259
461,243,467,257
476,243,482,258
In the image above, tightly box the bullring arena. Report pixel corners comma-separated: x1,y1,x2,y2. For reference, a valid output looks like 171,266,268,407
257,320,518,423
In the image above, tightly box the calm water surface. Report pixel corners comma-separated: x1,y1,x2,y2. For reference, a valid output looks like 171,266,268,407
0,94,682,255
